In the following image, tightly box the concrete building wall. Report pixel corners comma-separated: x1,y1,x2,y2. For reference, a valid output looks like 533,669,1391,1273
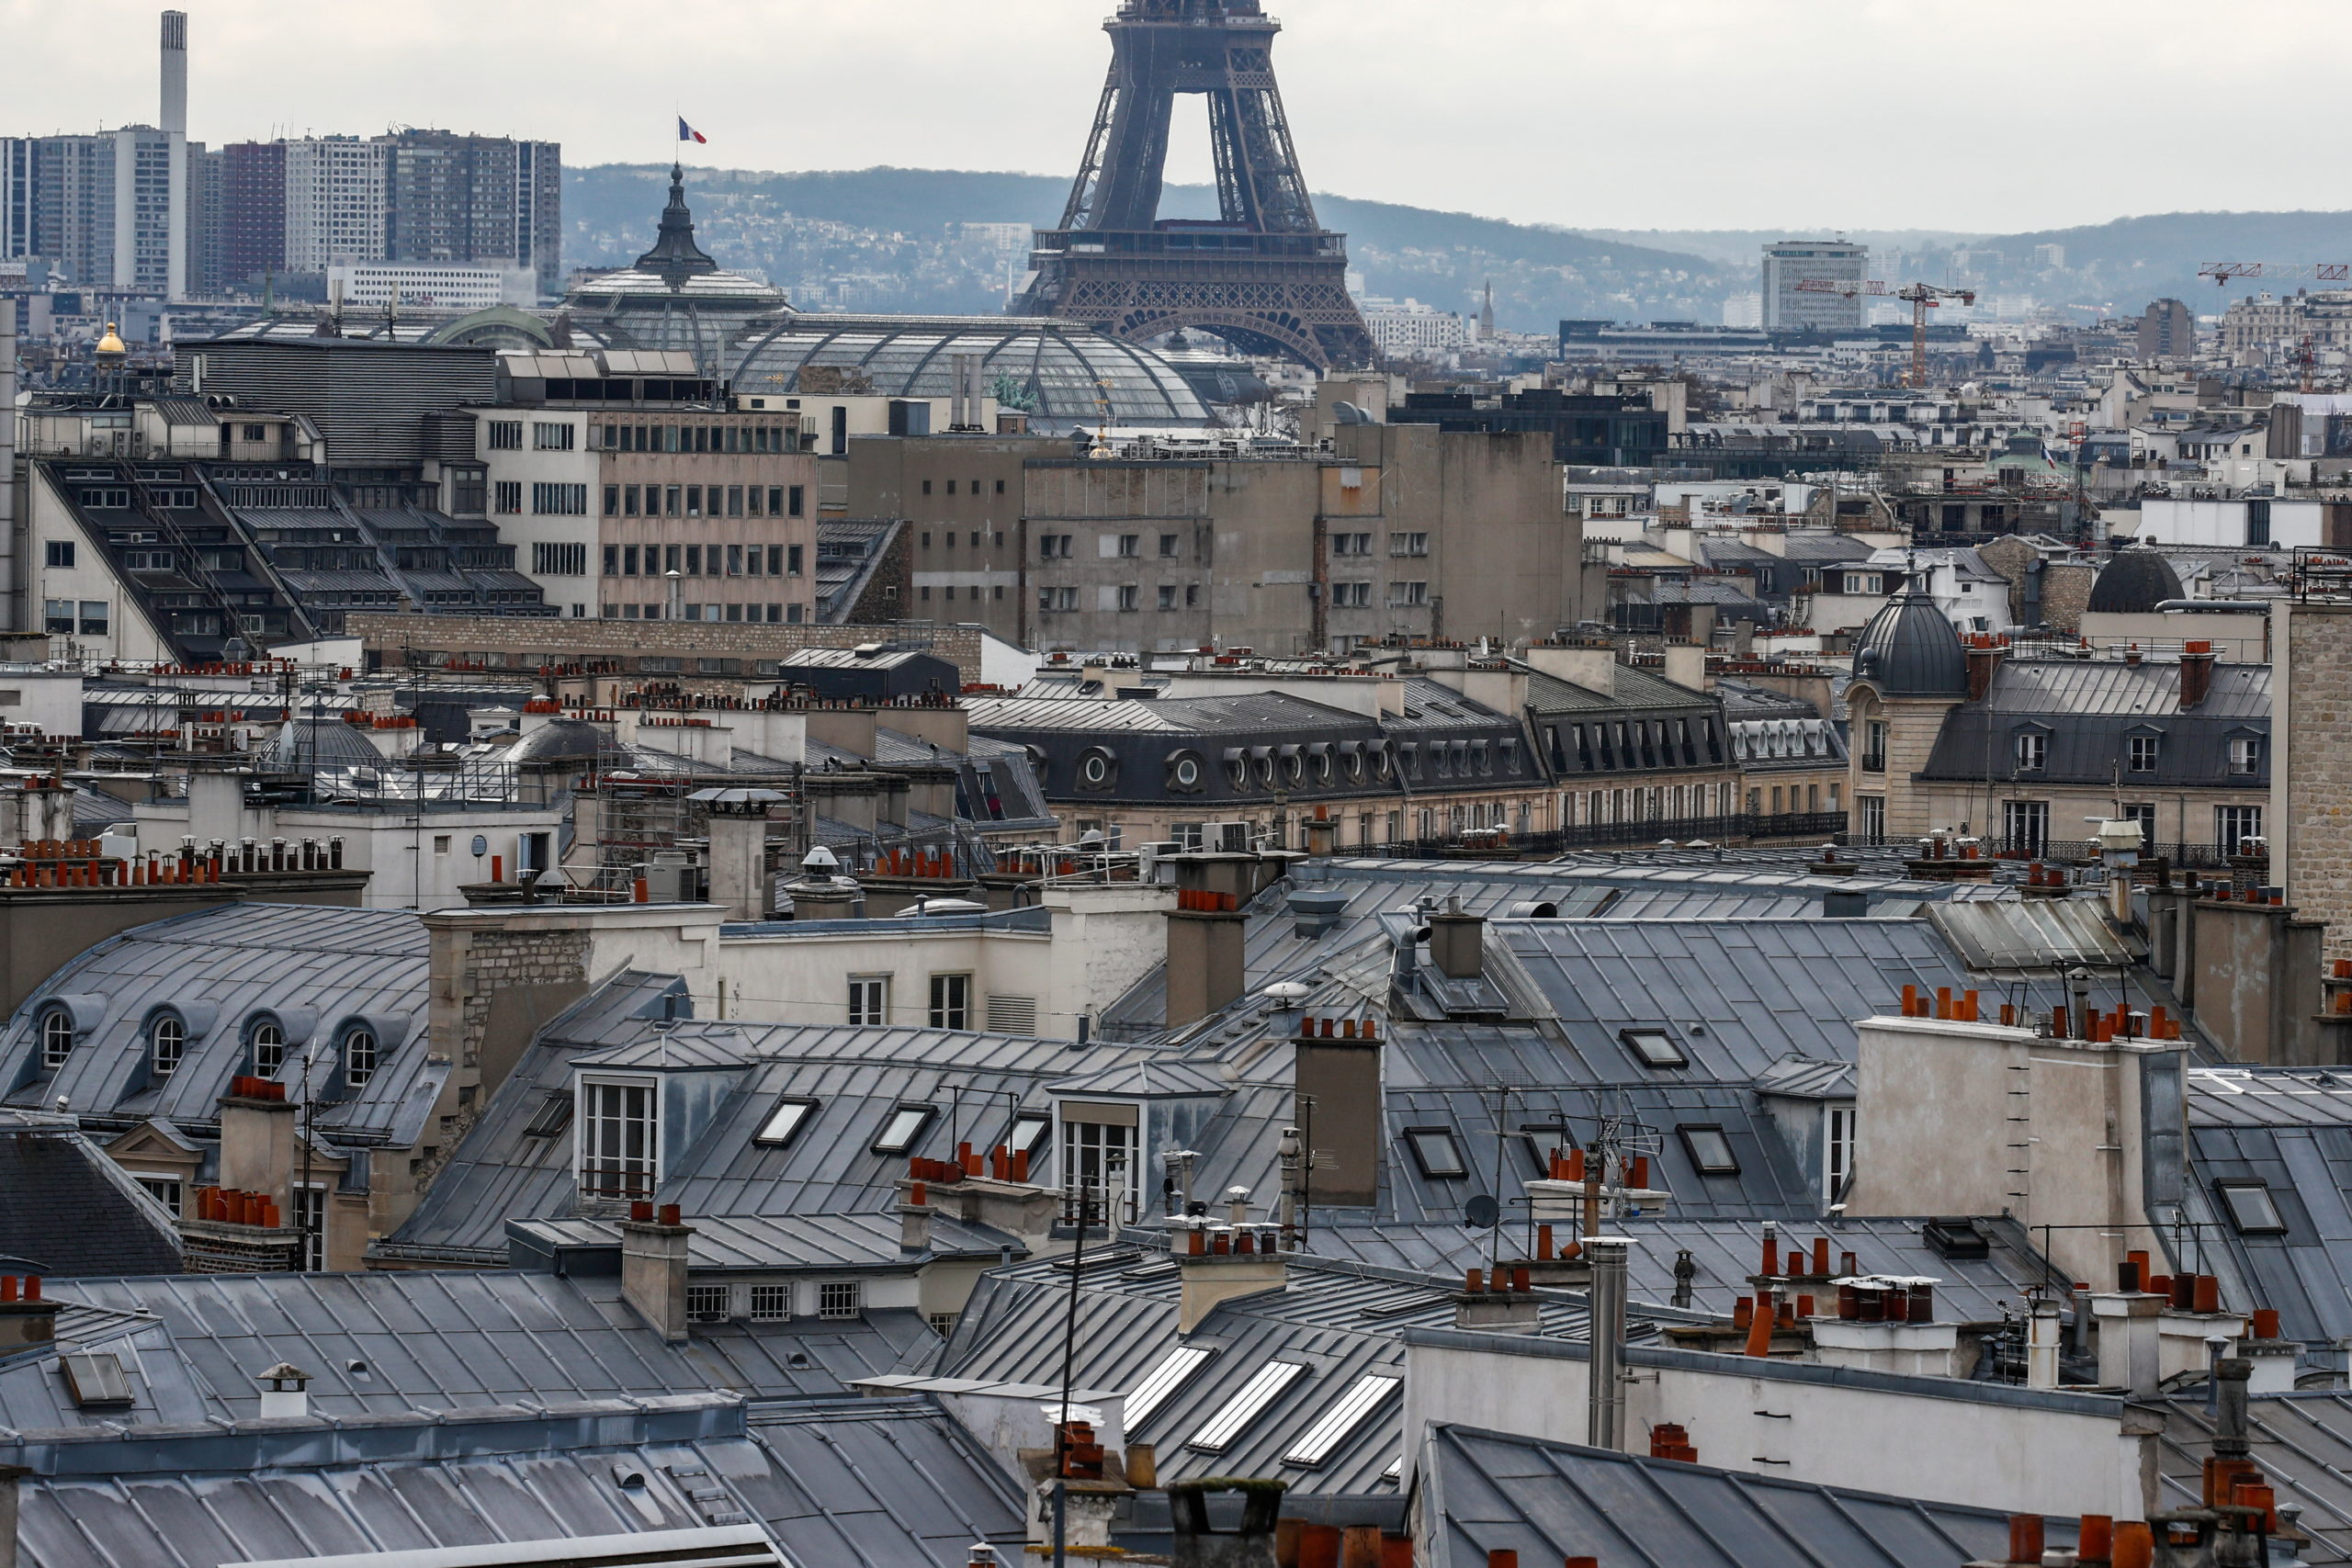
2273,600,2352,961
1843,1016,2170,1289
844,434,1058,645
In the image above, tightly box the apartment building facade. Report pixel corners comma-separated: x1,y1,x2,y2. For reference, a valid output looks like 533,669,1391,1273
476,407,819,625
849,423,1582,655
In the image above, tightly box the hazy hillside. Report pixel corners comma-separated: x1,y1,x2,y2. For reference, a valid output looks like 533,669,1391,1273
566,166,2352,330
565,164,1740,327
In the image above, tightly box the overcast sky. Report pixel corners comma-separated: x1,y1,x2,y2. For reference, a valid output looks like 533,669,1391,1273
7,0,2347,236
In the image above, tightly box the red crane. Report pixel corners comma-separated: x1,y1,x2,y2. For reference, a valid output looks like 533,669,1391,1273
1794,279,1976,388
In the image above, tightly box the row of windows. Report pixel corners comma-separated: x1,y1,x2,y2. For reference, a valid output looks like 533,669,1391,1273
40,1007,379,1089
605,543,802,578
606,483,803,519
532,541,588,576
485,421,576,452
594,423,794,455
605,602,806,623
2011,730,2262,775
920,479,1006,496
1992,800,2265,854
1547,716,1724,774
42,600,107,636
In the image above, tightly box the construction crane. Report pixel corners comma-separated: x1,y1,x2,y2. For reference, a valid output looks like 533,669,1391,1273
2197,261,2352,287
1795,278,1976,389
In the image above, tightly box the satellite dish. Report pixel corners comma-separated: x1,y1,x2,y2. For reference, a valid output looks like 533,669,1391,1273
1464,1193,1501,1229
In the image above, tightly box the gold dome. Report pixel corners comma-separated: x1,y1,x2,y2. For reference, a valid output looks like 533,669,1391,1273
95,322,127,357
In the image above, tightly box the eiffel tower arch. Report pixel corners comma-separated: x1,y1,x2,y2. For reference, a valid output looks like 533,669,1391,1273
1012,0,1376,372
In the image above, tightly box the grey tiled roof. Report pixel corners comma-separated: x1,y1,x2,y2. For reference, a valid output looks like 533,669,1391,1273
2159,1393,2352,1562
0,1118,180,1280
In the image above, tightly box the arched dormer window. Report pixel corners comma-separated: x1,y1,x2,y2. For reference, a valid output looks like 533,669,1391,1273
40,1009,72,1070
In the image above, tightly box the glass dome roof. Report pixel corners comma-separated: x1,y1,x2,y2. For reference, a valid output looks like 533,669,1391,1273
728,314,1210,429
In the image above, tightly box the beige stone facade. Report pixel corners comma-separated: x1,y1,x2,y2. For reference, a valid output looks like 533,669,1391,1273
1845,687,1959,840
587,412,818,625
2274,600,2352,959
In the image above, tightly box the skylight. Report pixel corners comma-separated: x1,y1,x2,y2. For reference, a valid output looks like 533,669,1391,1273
1124,1344,1212,1427
872,1104,935,1155
522,1095,573,1139
1403,1127,1467,1179
1283,1374,1399,1468
1677,1124,1739,1175
2217,1179,2287,1235
1621,1027,1687,1069
59,1352,133,1407
1188,1360,1306,1452
1011,1111,1053,1155
754,1097,817,1147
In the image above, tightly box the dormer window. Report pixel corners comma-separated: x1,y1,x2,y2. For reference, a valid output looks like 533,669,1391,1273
341,1025,378,1089
2127,733,2159,773
2229,736,2264,776
40,1008,72,1070
149,1013,185,1079
579,1077,658,1199
2013,728,2048,772
248,1018,285,1078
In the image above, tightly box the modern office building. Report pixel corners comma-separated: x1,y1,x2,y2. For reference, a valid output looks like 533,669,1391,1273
1759,238,1867,333
282,136,389,274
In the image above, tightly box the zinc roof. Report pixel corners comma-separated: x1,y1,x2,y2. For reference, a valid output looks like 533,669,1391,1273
1420,1424,2075,1568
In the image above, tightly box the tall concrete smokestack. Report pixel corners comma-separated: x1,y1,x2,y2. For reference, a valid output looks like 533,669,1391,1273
160,12,188,136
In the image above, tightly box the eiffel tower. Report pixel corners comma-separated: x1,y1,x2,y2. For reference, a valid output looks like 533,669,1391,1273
1012,0,1375,371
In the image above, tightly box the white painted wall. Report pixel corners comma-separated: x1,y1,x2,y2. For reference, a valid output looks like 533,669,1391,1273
1402,1334,2147,1520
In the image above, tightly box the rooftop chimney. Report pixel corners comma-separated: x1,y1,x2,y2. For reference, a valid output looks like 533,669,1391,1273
160,12,187,138
1427,897,1484,979
1586,1237,1630,1450
1167,1478,1284,1568
1164,852,1254,1027
2179,640,2215,710
1174,1219,1287,1332
1294,1016,1383,1208
1964,639,2006,703
257,1360,310,1420
620,1202,694,1342
0,1275,54,1352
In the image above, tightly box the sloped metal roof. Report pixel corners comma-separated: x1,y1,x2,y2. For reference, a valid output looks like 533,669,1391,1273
2159,1393,2352,1562
1420,1424,2074,1568
6,1392,1024,1568
935,1250,1614,1497
0,903,438,1145
40,1269,933,1423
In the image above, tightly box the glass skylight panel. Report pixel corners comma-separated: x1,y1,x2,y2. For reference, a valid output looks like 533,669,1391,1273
1621,1027,1687,1068
872,1104,934,1154
2218,1180,2287,1235
1403,1128,1467,1179
1011,1111,1053,1155
1187,1360,1306,1452
1678,1124,1739,1175
754,1098,816,1147
522,1094,572,1139
59,1352,132,1407
1123,1344,1212,1427
1283,1375,1400,1468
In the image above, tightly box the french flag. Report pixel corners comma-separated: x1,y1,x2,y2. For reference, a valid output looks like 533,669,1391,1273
678,118,707,145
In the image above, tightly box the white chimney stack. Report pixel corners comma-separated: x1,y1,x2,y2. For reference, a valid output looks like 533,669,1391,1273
160,11,188,137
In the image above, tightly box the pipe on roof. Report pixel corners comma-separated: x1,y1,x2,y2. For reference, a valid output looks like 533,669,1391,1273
2153,599,2272,614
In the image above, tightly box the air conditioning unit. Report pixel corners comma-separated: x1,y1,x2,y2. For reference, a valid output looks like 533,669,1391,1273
1136,841,1179,884
1205,821,1251,853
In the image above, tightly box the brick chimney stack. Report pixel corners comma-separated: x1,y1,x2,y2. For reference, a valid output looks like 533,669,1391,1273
2179,639,2215,710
